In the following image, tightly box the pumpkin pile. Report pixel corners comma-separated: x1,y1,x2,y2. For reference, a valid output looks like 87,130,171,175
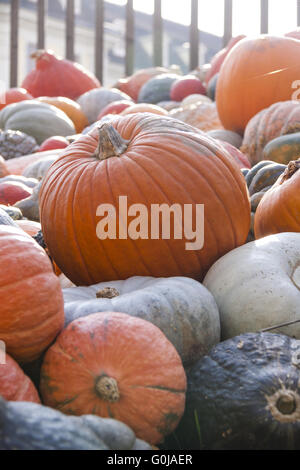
2,34,300,450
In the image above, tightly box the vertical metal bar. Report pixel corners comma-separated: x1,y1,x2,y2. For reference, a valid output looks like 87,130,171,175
153,0,163,66
125,0,134,76
223,0,232,47
10,0,19,87
260,0,269,34
297,0,300,27
37,0,45,49
95,0,104,83
66,0,75,60
190,0,199,70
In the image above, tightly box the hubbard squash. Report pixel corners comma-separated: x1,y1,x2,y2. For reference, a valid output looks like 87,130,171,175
40,312,187,445
0,101,75,145
62,276,220,366
0,353,40,403
0,397,152,450
0,226,64,363
203,232,300,339
39,113,250,286
216,36,300,134
254,160,300,238
262,132,300,164
138,74,180,104
167,332,300,450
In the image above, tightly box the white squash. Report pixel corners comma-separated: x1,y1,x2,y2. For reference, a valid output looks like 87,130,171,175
203,232,300,339
63,275,220,366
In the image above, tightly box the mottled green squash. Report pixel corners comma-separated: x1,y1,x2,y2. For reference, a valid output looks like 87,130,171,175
263,132,300,164
248,162,286,196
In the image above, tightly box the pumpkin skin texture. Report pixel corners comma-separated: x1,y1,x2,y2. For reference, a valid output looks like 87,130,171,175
254,160,300,238
0,181,32,205
40,312,187,445
37,96,89,133
216,36,300,134
39,113,250,286
0,397,152,450
167,333,300,450
0,88,33,111
0,226,64,363
241,101,300,165
0,101,75,145
22,50,100,101
0,354,40,403
62,276,220,366
16,220,41,237
203,232,300,339
262,132,300,164
169,102,223,132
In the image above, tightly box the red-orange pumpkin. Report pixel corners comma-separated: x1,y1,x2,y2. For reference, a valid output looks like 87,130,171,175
0,226,64,363
0,88,33,111
216,35,300,134
22,50,100,101
254,159,300,238
0,181,32,205
170,75,206,102
40,311,187,445
0,353,40,403
37,96,89,133
39,113,250,286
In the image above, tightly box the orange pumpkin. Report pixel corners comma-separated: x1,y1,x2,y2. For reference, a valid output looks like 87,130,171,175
241,101,300,165
37,97,88,133
0,353,40,403
40,312,187,444
0,226,64,363
16,220,41,237
254,159,300,238
120,103,168,116
39,113,250,286
216,35,300,134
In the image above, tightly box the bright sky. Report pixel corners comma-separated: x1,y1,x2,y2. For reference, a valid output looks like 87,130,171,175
106,0,298,37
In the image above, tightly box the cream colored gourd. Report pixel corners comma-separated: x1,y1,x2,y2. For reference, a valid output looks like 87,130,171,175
203,232,300,339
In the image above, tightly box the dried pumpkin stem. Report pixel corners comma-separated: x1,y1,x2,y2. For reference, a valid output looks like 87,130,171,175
280,159,300,184
96,287,120,299
93,123,129,160
95,375,120,403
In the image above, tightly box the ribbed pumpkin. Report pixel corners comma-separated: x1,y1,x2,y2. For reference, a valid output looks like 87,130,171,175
40,312,187,445
241,101,300,165
0,226,64,363
0,88,33,111
169,102,223,132
37,97,88,133
216,36,300,134
39,113,250,286
22,50,100,100
255,159,300,238
0,353,40,403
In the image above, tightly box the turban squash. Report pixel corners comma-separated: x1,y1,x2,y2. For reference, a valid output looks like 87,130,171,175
39,113,250,286
40,312,187,445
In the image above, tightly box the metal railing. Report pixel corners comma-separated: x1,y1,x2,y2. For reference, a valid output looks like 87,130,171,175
8,0,300,88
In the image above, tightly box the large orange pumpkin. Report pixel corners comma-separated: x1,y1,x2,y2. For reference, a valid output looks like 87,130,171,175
40,312,187,445
0,353,40,403
37,97,88,133
39,113,250,286
0,226,64,363
216,35,300,134
254,159,300,238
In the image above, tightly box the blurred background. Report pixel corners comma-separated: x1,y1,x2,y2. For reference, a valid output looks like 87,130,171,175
1,0,299,88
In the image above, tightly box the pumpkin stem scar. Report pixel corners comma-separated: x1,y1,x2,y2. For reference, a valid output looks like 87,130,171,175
93,123,129,160
276,393,296,415
96,287,120,299
280,159,300,183
95,375,120,403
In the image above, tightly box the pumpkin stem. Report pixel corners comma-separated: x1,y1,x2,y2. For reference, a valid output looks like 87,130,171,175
276,393,296,415
93,123,129,160
95,375,120,403
280,159,300,184
96,287,120,299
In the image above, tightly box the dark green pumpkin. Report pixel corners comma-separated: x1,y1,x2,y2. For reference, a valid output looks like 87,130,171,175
245,160,274,187
138,74,179,104
263,132,300,164
207,73,218,101
163,333,300,450
250,186,271,212
248,162,286,196
0,397,152,450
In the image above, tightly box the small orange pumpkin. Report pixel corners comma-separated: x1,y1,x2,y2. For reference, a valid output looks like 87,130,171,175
37,96,88,133
40,311,187,445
